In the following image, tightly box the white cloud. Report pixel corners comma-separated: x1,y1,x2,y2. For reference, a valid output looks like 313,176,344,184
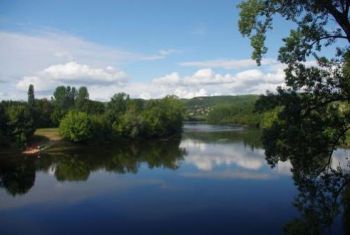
180,58,277,70
149,65,285,98
0,30,174,84
0,30,181,100
10,61,286,100
16,61,129,92
180,139,265,171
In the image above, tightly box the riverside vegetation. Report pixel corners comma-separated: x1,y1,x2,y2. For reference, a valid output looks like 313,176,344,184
0,81,280,149
2,84,349,149
0,85,185,147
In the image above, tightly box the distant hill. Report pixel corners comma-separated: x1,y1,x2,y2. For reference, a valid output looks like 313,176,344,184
181,95,260,122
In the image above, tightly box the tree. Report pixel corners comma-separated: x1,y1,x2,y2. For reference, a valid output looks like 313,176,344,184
107,92,129,123
27,84,35,107
141,96,185,137
33,98,53,128
0,103,9,145
239,0,350,64
52,86,78,125
5,104,35,146
76,86,89,111
239,0,350,166
239,0,350,232
59,111,93,142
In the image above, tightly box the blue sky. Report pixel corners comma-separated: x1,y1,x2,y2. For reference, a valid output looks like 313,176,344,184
0,0,292,100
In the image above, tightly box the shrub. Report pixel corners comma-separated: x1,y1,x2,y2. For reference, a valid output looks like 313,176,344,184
59,111,92,142
5,104,35,146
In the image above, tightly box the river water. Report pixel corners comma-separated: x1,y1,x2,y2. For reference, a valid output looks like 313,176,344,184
0,123,347,234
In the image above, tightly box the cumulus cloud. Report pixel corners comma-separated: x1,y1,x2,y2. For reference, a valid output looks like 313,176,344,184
180,58,277,70
0,30,174,84
149,65,285,98
180,139,265,171
11,60,286,100
16,61,129,91
0,30,183,100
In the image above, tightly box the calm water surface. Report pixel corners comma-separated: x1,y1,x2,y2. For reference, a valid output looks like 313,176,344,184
0,123,347,234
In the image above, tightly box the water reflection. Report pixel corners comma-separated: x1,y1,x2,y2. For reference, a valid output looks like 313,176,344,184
0,139,185,196
181,126,291,179
262,121,350,234
181,139,265,171
0,123,349,234
0,157,36,196
281,149,350,234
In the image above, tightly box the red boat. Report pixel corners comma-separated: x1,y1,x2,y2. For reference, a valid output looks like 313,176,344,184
22,146,40,155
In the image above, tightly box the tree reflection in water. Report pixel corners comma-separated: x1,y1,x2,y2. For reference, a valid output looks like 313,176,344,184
0,156,36,196
0,138,185,195
263,124,350,234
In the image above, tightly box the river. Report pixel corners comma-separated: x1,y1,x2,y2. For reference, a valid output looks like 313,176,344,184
0,123,347,234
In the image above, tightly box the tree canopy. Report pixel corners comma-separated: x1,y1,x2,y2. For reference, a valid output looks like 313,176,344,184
239,0,350,232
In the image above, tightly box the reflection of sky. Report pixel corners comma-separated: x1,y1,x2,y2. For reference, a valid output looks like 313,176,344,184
332,149,350,170
180,138,292,179
1,127,350,235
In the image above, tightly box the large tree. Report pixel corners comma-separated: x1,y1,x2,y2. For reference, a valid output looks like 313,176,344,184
75,86,89,111
239,0,350,232
238,0,350,166
27,84,35,107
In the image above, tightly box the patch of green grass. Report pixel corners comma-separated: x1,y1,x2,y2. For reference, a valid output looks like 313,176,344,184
34,128,62,141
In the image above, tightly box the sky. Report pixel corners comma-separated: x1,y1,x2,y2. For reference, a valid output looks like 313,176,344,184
0,0,293,101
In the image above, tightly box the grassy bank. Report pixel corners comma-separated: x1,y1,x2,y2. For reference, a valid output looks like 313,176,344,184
34,128,62,141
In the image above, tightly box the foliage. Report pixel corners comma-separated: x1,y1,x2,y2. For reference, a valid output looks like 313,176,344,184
90,114,112,141
141,96,185,138
32,98,54,128
184,95,278,127
110,95,184,139
27,84,35,107
51,86,77,125
183,95,259,121
59,111,93,142
0,103,8,145
107,92,129,122
1,85,185,145
239,0,350,232
1,102,35,147
75,86,90,112
51,86,106,125
207,100,260,126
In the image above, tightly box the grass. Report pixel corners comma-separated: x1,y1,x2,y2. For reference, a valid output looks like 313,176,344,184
34,128,62,141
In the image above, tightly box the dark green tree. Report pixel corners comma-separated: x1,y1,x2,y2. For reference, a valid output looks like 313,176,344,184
5,103,35,146
239,0,350,233
33,98,53,128
239,0,350,167
27,84,35,107
51,86,78,125
76,86,89,111
0,103,9,145
108,93,129,116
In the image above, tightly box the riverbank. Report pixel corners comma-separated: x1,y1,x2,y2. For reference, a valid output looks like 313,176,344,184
33,128,62,141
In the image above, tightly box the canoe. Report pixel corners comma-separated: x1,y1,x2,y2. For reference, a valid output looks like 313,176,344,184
22,148,40,155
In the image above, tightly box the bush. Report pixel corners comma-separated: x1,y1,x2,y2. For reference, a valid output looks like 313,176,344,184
141,96,185,138
90,114,112,141
4,104,35,146
59,111,93,142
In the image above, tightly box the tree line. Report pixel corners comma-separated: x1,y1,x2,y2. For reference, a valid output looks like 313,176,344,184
0,85,185,147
